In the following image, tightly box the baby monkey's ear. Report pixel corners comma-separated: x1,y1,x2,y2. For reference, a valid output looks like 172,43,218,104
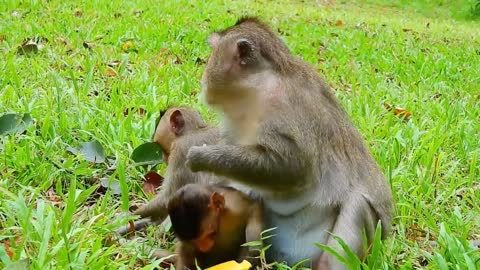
169,109,185,136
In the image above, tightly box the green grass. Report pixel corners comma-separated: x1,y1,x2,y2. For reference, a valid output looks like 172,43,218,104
1,0,479,269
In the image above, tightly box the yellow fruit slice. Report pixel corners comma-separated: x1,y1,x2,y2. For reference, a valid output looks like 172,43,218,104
205,260,252,270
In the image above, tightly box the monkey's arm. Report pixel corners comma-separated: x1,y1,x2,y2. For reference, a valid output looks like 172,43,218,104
187,137,307,190
133,147,195,222
116,217,155,235
132,195,169,224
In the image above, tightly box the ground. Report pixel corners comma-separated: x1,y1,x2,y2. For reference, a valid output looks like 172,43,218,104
0,0,479,269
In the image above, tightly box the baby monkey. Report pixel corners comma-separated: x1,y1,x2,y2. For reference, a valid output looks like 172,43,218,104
167,183,264,269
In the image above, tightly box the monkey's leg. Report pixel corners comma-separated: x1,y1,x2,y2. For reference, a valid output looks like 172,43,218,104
241,205,264,266
315,196,377,270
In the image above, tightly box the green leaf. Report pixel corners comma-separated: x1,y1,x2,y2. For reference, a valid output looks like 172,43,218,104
0,113,33,136
131,142,163,166
69,140,106,163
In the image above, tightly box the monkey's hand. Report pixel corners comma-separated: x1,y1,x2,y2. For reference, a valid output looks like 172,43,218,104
186,145,213,173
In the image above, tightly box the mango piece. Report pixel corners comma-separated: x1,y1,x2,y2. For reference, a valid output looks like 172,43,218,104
205,260,252,270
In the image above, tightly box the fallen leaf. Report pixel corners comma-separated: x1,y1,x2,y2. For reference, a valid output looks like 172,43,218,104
142,171,164,195
68,140,106,163
156,48,182,65
107,60,121,67
100,178,121,195
0,113,33,136
121,40,136,53
123,107,146,117
190,89,200,96
334,20,344,27
17,37,45,55
3,241,13,259
131,142,163,166
83,41,95,50
383,103,412,121
74,10,83,17
104,67,118,77
393,107,412,121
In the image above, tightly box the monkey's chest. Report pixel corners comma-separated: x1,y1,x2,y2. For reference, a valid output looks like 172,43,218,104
263,203,336,266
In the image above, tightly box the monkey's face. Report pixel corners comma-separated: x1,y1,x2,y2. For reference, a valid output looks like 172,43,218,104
202,32,272,106
153,111,175,163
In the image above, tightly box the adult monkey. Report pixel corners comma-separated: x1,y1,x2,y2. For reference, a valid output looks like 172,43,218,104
186,17,393,270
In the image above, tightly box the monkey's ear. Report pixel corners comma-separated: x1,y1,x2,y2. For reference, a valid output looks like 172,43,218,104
236,38,254,59
209,192,225,210
208,32,221,47
169,109,185,136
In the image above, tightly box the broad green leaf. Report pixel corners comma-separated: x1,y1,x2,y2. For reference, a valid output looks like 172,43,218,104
0,113,33,136
131,142,163,166
68,140,106,163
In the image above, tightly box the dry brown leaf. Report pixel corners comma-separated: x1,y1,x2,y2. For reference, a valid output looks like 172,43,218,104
74,10,83,17
3,241,13,259
2,234,23,259
142,171,164,195
123,107,146,117
190,89,200,96
383,102,412,121
334,20,344,27
393,107,412,121
104,67,118,77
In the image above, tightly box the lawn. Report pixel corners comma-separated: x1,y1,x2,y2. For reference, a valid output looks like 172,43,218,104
1,0,479,269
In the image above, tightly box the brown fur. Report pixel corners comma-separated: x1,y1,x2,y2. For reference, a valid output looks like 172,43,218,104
170,184,263,269
187,17,393,270
116,107,225,236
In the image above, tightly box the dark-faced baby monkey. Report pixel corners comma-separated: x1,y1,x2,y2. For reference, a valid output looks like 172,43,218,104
116,107,225,235
186,17,393,270
168,183,263,269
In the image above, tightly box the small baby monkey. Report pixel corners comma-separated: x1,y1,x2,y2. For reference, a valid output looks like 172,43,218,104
167,183,264,269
